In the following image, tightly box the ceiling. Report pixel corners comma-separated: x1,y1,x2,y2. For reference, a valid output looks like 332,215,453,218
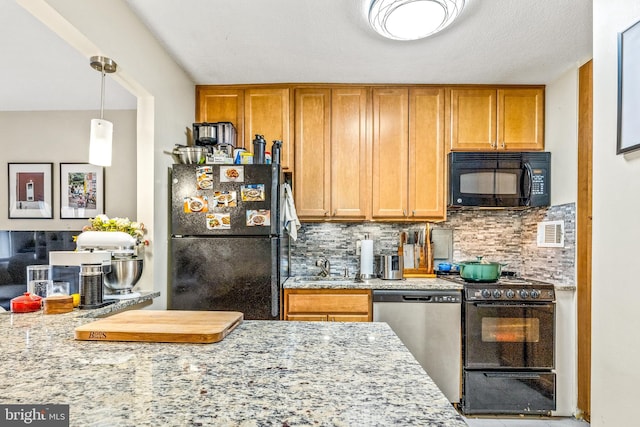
1,0,593,112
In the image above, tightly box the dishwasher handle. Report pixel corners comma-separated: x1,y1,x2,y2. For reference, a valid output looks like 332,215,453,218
403,295,433,302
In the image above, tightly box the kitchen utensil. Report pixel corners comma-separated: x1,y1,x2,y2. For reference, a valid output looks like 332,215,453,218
377,255,404,280
10,292,42,313
271,140,282,164
46,281,70,296
360,235,375,280
26,264,51,298
79,263,104,308
216,122,237,147
252,134,266,164
171,145,207,164
43,295,74,314
438,262,452,272
104,258,144,295
74,310,244,343
193,122,217,145
458,256,507,282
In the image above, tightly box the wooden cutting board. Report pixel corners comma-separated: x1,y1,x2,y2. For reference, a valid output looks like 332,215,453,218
74,310,243,343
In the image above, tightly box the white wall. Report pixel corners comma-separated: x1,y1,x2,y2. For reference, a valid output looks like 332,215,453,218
592,1,640,425
0,110,137,230
545,67,579,206
20,0,195,308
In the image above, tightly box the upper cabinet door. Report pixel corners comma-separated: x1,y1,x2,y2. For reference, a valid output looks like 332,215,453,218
331,87,369,219
245,88,292,170
450,87,545,151
409,87,446,219
497,88,544,151
195,87,244,139
450,89,497,151
294,88,331,218
371,88,409,219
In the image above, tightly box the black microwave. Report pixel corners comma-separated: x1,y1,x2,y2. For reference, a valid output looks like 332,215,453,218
449,152,550,208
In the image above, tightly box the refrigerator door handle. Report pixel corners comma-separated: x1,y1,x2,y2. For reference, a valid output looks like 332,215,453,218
271,237,280,318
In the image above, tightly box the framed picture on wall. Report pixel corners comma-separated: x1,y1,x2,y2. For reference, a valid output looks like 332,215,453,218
617,19,640,154
8,163,53,219
60,163,104,219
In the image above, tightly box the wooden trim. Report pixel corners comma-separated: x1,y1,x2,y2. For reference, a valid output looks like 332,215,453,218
577,59,593,422
196,83,545,91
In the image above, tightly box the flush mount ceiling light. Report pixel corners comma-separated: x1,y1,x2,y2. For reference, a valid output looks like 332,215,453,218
89,56,117,167
368,0,466,41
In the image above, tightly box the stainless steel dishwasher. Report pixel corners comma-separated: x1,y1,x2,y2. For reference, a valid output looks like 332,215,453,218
373,289,462,403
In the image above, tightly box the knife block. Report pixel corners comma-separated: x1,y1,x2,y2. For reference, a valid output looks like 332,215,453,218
401,243,436,278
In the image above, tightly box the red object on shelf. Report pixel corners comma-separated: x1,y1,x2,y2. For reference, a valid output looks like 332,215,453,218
10,292,43,313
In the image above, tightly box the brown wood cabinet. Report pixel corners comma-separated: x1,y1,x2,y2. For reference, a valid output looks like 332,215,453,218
449,87,544,151
283,289,372,322
196,86,292,170
371,87,446,221
294,87,369,220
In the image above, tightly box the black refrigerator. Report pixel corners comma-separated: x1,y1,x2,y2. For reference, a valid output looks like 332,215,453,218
169,164,283,319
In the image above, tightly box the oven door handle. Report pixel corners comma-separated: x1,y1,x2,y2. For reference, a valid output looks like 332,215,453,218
483,372,545,379
471,303,554,309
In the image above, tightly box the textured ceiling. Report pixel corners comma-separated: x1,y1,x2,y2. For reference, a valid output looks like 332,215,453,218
0,0,592,111
125,0,593,85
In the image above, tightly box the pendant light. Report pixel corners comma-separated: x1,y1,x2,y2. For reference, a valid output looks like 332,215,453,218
89,56,117,167
368,0,466,41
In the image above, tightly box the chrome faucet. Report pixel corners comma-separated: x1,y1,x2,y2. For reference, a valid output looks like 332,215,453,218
316,257,330,277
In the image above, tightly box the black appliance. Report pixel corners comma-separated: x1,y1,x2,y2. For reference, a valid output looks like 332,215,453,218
459,276,556,415
169,164,283,320
449,152,550,208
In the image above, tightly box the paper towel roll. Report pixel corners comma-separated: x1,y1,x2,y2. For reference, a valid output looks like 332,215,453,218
360,239,374,276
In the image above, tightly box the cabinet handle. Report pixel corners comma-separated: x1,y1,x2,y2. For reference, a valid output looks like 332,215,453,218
403,209,407,216
501,142,506,149
412,210,416,216
333,209,337,216
324,211,329,216
490,141,496,148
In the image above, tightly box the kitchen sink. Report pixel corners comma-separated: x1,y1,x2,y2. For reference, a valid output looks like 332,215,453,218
291,276,355,285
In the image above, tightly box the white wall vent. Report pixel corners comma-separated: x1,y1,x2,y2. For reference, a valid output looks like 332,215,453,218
537,220,565,248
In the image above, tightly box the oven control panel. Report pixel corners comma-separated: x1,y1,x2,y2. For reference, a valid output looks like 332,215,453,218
465,286,555,302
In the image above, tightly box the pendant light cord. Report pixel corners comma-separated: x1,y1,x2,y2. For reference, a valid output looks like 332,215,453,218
100,69,106,120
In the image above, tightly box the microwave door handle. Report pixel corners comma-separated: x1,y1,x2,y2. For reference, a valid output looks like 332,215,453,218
523,163,533,206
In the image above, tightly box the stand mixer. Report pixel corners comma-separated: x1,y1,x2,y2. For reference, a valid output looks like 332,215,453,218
49,231,144,302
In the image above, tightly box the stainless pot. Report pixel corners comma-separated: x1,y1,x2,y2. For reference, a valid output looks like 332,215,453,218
458,256,507,282
377,255,404,280
193,122,217,144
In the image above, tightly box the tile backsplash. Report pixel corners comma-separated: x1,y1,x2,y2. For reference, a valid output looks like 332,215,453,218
288,203,575,286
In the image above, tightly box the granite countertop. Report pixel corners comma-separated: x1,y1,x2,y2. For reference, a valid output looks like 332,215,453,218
0,291,161,318
284,276,464,291
0,307,467,426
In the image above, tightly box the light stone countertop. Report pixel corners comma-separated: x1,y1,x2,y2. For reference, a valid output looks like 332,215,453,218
0,298,467,426
284,276,464,291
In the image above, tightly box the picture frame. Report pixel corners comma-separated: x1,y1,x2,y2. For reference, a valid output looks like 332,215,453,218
8,163,53,219
59,163,104,219
617,19,640,154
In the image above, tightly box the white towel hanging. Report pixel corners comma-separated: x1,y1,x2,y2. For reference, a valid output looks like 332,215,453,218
281,183,301,241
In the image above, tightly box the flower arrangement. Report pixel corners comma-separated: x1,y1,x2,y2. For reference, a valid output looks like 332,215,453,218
80,214,149,246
